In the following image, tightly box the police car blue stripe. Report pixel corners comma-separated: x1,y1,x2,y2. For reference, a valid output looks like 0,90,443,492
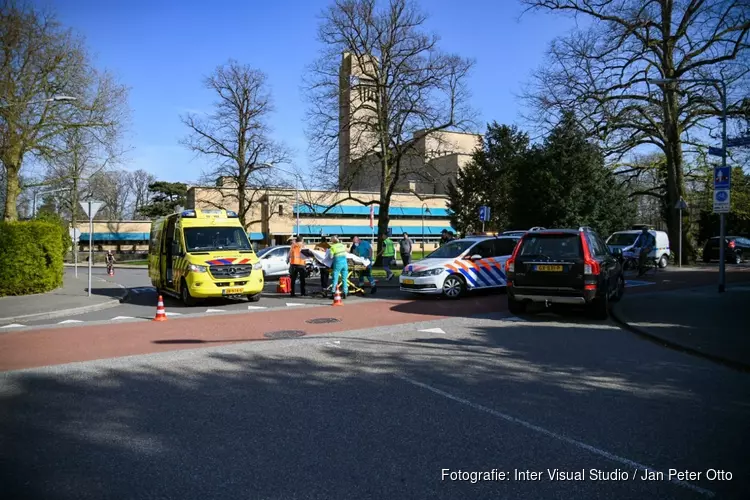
469,266,493,287
482,265,505,285
454,268,479,287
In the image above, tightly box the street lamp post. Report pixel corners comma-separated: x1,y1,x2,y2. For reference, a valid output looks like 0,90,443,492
648,77,727,292
421,202,429,252
32,187,70,218
0,95,77,109
262,164,300,239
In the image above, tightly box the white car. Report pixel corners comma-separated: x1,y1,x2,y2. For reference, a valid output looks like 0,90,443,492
399,236,520,298
256,245,318,279
606,229,671,268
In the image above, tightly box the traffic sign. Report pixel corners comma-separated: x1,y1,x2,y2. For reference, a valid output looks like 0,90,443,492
69,228,81,243
80,200,103,219
675,198,688,210
727,135,750,148
713,189,730,213
708,146,724,157
479,205,491,222
714,167,731,189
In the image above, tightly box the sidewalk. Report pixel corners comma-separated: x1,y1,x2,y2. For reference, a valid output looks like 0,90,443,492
0,271,128,324
612,284,750,370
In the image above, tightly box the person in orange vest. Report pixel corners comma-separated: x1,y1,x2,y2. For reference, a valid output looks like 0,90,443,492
287,236,306,297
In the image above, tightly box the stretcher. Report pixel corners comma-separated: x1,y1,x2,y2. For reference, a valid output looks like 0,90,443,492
307,249,372,298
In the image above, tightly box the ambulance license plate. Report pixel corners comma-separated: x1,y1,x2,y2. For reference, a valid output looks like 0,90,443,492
223,287,244,295
402,279,414,285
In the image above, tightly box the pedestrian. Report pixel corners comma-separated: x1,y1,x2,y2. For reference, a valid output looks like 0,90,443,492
328,235,349,299
314,236,331,292
287,236,306,297
382,233,396,280
399,232,413,267
352,235,377,294
440,229,450,246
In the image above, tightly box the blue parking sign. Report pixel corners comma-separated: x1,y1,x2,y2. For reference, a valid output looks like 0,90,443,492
479,205,490,222
714,167,731,189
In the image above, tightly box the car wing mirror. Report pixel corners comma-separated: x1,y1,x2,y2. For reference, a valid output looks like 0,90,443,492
468,254,482,260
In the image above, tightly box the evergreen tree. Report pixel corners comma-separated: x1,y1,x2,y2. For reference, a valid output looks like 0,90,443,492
448,123,529,233
137,182,188,219
511,112,633,236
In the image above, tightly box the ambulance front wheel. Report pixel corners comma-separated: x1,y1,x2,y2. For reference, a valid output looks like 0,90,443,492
247,293,261,302
180,279,197,306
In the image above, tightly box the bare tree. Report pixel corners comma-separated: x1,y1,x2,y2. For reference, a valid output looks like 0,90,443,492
127,169,156,219
305,0,474,256
43,71,129,227
86,170,132,220
521,0,749,261
0,3,128,221
181,61,290,230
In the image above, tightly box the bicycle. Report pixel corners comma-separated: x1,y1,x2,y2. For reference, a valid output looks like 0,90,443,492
622,250,659,277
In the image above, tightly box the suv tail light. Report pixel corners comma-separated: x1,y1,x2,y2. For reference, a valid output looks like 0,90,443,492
580,233,600,275
505,237,524,276
728,240,736,249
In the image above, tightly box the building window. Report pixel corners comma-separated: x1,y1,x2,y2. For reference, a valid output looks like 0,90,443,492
278,204,284,216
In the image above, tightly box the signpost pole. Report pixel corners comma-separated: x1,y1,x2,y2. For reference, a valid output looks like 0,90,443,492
88,204,93,297
719,82,727,293
679,207,683,268
80,200,103,298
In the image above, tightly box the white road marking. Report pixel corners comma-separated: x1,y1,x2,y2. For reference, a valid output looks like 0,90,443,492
165,312,182,316
286,303,305,307
57,319,83,324
111,316,134,321
247,305,267,310
1,323,25,329
205,308,224,313
396,375,715,498
625,280,656,288
418,327,445,334
503,316,524,322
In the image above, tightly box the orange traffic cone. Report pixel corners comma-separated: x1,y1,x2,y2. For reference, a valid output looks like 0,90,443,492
153,295,168,321
332,286,343,306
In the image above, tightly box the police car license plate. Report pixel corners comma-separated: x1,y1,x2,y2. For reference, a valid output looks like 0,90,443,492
534,265,563,272
402,279,414,285
223,287,244,295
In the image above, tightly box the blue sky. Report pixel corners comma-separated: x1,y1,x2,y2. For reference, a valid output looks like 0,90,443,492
41,0,578,183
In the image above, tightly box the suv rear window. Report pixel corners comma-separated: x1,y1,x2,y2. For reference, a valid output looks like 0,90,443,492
518,233,582,260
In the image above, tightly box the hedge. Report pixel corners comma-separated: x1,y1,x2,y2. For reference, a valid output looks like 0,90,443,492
0,221,64,296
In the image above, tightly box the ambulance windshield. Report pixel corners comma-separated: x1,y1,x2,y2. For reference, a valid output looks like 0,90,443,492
184,227,251,252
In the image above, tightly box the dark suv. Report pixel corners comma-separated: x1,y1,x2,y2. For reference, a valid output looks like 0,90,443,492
504,227,625,319
702,236,749,264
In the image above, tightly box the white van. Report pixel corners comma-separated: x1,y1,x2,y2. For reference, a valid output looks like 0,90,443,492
606,228,671,268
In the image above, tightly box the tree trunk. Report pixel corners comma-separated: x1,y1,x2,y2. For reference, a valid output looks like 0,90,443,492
2,160,21,222
663,87,695,265
375,197,390,267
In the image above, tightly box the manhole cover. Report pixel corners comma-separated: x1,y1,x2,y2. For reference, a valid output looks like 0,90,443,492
264,330,306,339
305,317,341,324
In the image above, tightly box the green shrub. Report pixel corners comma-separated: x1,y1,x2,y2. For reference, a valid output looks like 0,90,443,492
0,221,64,296
35,211,73,258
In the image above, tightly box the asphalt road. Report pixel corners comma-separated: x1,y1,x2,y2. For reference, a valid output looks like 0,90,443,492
1,313,747,499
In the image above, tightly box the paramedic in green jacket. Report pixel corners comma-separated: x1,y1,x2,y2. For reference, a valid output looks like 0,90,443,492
382,234,396,281
328,235,349,298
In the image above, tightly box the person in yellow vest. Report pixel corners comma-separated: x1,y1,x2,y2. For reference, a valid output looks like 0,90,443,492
327,235,349,299
287,236,306,297
382,233,396,281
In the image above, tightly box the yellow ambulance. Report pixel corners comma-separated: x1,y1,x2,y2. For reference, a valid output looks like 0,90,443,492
148,208,264,305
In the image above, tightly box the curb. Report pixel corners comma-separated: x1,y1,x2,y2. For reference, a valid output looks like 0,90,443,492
610,301,750,373
0,285,129,324
64,263,146,269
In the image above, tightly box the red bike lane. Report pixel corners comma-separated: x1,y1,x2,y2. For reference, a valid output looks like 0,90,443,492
1,266,747,372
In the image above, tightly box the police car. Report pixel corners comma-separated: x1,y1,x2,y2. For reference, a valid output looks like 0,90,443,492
399,235,521,298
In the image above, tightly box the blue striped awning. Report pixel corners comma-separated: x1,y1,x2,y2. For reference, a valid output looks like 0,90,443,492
79,232,149,241
247,232,264,240
295,225,454,237
295,204,451,217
